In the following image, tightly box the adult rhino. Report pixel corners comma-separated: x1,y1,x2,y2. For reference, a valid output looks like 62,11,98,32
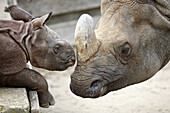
70,0,170,98
0,5,75,107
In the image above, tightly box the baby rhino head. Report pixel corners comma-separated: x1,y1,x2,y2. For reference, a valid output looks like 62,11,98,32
27,13,75,71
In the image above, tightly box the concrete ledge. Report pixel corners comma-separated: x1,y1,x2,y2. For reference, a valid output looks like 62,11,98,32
0,88,40,113
0,88,30,113
28,91,39,113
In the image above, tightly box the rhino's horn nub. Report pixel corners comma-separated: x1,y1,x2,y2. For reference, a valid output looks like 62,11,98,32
75,14,100,63
75,14,94,40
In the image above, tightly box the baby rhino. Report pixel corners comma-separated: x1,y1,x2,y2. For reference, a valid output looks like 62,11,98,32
0,5,75,108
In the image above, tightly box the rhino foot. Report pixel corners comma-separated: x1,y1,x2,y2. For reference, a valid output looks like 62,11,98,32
38,90,55,108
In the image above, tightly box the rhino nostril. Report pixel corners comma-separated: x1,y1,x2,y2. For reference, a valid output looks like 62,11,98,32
89,79,104,98
90,80,101,88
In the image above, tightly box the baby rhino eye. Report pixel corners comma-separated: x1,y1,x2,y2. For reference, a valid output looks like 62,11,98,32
136,0,152,4
53,44,61,54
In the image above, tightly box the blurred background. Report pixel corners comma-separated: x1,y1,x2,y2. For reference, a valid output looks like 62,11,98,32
1,0,170,113
17,0,101,45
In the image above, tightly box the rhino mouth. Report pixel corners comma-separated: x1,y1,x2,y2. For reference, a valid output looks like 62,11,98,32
65,60,75,67
65,56,75,67
70,79,108,98
53,56,75,71
70,73,123,98
88,75,123,98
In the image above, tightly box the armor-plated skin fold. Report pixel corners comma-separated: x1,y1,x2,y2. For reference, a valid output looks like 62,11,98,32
70,0,170,98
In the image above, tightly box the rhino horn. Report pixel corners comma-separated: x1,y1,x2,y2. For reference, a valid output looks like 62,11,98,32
101,0,111,15
75,14,100,63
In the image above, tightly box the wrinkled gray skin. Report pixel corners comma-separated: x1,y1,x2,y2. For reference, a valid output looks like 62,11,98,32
70,0,170,98
0,6,75,108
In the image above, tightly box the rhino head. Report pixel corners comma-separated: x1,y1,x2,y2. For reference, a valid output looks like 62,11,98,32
25,13,75,71
4,5,76,71
70,0,170,98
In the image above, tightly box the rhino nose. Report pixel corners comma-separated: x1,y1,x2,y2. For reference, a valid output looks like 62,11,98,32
70,73,106,98
70,56,76,64
67,56,75,67
71,56,75,63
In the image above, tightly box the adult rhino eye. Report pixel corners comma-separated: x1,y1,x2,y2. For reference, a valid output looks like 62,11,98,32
122,48,130,55
120,43,131,58
136,0,152,4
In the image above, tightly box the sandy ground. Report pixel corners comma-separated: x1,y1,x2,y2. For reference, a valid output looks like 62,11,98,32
39,63,170,113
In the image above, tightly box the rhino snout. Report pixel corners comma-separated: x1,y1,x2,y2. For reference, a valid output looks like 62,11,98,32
70,73,108,98
65,56,76,67
51,40,76,70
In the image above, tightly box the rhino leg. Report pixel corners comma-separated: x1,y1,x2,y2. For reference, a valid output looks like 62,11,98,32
4,68,55,108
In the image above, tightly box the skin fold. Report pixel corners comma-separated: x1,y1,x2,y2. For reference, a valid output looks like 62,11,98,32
70,0,170,98
0,5,75,108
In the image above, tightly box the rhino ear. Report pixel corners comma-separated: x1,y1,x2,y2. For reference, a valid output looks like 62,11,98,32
32,12,52,30
4,5,34,22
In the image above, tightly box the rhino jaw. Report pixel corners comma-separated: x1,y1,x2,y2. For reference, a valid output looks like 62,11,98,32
75,14,100,63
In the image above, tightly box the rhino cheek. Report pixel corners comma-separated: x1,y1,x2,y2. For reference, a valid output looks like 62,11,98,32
44,51,75,71
29,47,58,70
